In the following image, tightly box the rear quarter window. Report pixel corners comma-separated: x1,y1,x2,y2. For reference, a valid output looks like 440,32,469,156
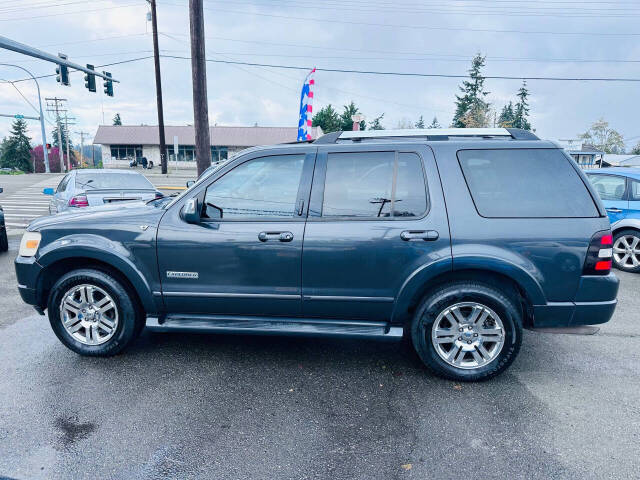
457,149,599,218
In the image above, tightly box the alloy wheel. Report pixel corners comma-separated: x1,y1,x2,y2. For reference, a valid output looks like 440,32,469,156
431,302,505,370
59,284,119,345
613,235,640,269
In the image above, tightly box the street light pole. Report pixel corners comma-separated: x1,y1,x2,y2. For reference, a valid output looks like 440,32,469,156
0,63,50,173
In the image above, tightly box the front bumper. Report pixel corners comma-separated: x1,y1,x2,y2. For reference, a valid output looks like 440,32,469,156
532,273,619,327
15,255,44,308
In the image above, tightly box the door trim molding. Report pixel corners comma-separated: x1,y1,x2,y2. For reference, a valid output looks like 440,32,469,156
302,295,395,303
158,291,299,300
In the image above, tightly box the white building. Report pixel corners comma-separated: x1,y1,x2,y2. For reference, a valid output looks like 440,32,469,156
93,125,323,167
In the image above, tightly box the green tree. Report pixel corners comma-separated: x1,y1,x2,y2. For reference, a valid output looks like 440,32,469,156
0,119,32,172
451,54,490,128
339,101,365,131
312,104,341,133
113,113,122,126
428,116,441,129
414,116,425,129
580,118,625,154
512,80,532,130
498,102,515,127
368,113,385,130
631,142,640,155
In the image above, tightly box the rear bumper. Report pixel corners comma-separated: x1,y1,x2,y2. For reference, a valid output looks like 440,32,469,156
532,273,619,327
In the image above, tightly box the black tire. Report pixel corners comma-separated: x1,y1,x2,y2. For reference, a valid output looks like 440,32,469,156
0,226,7,253
410,281,522,382
47,268,142,356
612,229,640,273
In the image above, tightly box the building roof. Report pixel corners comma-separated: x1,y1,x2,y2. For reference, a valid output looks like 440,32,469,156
93,125,323,146
601,154,640,167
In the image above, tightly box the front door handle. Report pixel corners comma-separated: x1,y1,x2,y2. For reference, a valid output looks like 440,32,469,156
400,230,439,241
258,231,294,242
606,208,622,213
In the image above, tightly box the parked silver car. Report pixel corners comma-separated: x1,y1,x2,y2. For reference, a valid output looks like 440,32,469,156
45,169,162,214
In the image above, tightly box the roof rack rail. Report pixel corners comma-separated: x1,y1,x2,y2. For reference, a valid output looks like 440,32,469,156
313,127,539,144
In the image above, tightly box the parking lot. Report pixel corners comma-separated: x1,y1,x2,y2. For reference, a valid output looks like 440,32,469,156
0,173,639,479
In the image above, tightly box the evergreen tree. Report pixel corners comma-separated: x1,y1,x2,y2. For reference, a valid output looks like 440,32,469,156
368,113,385,130
451,54,490,128
512,80,532,130
339,101,365,131
113,113,122,126
428,116,441,129
312,104,341,133
0,119,32,172
631,142,640,155
414,116,425,129
498,102,515,127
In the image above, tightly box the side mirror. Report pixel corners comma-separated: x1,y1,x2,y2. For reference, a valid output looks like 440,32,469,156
186,180,195,188
43,188,54,195
181,197,201,224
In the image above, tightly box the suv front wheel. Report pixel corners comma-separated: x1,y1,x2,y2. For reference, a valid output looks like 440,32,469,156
411,281,522,381
48,268,142,356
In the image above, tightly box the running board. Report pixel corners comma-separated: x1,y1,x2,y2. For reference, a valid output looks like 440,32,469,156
526,326,600,335
146,315,404,340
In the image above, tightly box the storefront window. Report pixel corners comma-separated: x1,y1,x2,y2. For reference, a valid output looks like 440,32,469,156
110,145,142,160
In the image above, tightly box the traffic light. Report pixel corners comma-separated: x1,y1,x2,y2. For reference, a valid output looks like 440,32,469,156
103,71,113,97
84,64,96,92
55,53,69,86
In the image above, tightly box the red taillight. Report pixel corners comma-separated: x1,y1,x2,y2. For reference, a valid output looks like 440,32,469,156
583,230,613,275
69,194,89,207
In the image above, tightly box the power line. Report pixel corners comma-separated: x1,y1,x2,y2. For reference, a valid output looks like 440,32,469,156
158,1,640,34
0,2,146,22
160,31,640,65
160,54,640,82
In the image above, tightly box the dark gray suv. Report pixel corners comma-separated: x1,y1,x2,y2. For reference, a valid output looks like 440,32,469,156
15,128,619,381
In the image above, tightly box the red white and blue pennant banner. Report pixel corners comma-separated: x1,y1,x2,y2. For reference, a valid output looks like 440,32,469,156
297,67,316,141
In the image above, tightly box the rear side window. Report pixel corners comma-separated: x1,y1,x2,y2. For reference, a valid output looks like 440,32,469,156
458,149,598,218
630,179,640,201
587,174,626,201
322,152,427,218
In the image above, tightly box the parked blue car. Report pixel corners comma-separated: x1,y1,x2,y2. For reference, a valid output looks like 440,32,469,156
586,168,640,273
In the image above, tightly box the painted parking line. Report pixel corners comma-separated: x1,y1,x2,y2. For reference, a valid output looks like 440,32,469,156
3,214,42,219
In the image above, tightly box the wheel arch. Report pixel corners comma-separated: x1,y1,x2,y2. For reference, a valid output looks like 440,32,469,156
36,249,155,315
392,263,542,328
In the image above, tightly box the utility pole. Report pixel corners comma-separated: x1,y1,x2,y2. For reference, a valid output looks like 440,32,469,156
148,0,167,174
46,97,68,172
64,113,76,169
76,131,89,166
189,0,211,177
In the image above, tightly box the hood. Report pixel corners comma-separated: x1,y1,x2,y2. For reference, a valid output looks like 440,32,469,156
28,202,166,232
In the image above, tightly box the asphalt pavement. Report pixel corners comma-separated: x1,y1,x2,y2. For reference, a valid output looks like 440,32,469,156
0,232,639,479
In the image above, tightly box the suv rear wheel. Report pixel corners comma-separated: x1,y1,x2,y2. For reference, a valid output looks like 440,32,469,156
410,281,522,381
612,229,640,273
47,269,141,356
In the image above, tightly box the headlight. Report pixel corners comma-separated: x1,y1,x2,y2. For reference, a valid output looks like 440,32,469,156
19,231,41,257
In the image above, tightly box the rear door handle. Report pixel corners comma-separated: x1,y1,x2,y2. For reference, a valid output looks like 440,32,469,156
258,231,294,242
606,208,622,213
400,230,439,241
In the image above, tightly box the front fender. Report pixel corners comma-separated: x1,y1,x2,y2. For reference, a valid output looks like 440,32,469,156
36,233,158,313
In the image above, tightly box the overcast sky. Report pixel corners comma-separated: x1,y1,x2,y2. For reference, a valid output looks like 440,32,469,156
0,0,639,149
